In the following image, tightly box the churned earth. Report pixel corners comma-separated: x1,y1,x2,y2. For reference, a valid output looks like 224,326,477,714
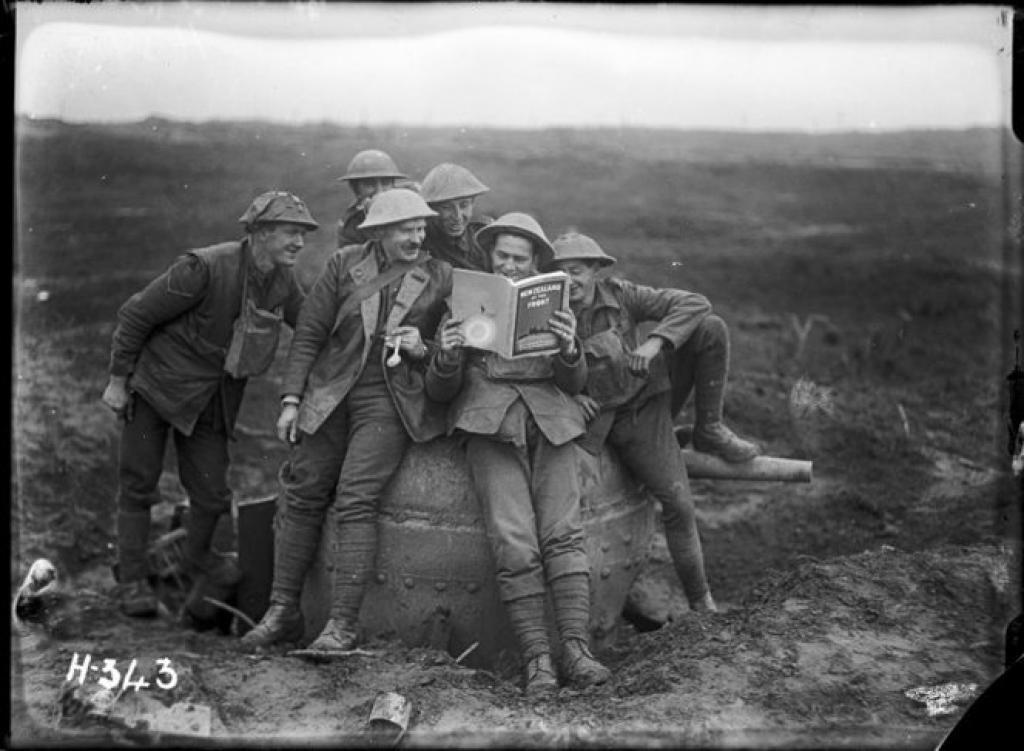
11,119,1023,746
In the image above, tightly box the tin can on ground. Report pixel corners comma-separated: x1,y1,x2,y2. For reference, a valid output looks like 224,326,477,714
368,691,411,733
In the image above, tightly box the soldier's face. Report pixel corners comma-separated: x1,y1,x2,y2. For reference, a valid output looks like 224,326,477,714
556,260,600,305
491,234,536,281
433,197,475,238
258,222,307,268
352,178,395,201
379,218,427,263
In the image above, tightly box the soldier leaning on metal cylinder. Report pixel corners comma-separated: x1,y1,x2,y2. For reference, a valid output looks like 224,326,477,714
101,191,318,621
420,162,494,272
242,189,453,655
336,149,418,247
545,232,762,613
424,213,612,696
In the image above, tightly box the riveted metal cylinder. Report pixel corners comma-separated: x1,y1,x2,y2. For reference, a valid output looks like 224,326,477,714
298,437,655,669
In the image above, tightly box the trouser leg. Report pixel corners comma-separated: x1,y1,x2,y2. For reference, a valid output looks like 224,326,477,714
466,435,548,604
269,405,350,608
174,394,233,575
116,395,169,581
328,381,409,624
671,315,759,462
610,393,711,606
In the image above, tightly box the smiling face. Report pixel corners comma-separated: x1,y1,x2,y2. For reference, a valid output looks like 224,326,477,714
490,233,536,281
378,218,428,263
432,196,476,238
555,259,601,306
254,222,308,270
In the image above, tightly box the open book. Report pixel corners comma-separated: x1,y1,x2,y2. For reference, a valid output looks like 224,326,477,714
451,269,570,358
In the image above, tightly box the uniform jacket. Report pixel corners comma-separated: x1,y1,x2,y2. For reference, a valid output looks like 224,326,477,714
573,277,710,452
575,277,711,410
283,242,453,441
109,240,305,436
426,342,588,448
423,217,493,272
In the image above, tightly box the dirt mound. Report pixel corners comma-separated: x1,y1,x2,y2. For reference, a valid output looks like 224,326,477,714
11,542,1008,746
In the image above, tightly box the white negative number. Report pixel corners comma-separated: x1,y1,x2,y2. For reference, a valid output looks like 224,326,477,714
96,658,122,691
154,657,179,690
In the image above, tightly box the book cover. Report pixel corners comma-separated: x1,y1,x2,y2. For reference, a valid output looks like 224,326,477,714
451,269,570,359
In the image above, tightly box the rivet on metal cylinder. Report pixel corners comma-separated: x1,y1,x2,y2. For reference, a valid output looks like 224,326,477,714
434,581,447,592
600,566,611,579
376,572,387,584
404,577,414,588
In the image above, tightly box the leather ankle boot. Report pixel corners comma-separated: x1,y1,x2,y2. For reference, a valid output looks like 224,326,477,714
560,639,611,688
692,422,759,463
118,579,159,618
524,653,558,696
240,604,304,648
305,617,359,655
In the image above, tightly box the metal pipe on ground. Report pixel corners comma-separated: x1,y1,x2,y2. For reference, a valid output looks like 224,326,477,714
682,450,813,483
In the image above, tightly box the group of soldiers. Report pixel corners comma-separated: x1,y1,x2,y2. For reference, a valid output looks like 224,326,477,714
102,149,759,696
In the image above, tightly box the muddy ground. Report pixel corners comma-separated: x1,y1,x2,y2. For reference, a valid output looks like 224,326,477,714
10,119,1024,747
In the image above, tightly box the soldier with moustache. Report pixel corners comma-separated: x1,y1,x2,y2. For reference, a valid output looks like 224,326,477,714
243,189,453,655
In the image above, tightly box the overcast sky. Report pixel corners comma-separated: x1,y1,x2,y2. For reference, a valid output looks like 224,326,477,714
15,2,1014,132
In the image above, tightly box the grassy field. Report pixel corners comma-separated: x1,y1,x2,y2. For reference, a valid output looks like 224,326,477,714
13,117,1017,580
11,117,1022,744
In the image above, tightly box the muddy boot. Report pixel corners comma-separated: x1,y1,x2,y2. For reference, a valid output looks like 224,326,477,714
692,423,759,463
306,617,359,655
116,511,159,617
302,519,377,658
689,317,760,463
241,604,304,648
560,639,611,688
524,653,558,697
505,593,556,695
662,487,714,612
240,508,321,649
182,509,243,625
549,572,611,687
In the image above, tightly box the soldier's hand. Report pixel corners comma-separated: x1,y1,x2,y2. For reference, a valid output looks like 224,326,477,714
102,376,134,422
439,319,465,352
391,325,427,360
628,337,664,377
277,404,300,445
574,394,601,422
548,309,578,357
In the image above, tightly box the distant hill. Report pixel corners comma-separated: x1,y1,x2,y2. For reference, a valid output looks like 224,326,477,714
16,116,1009,176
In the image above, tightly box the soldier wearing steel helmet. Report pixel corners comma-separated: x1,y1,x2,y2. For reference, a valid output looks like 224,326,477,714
420,162,494,272
425,213,611,696
101,191,318,621
545,231,762,613
243,188,454,655
336,149,413,247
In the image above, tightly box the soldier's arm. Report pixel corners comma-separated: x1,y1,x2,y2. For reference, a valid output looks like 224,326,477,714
280,252,344,398
109,254,209,377
425,313,466,403
620,278,712,350
553,338,588,396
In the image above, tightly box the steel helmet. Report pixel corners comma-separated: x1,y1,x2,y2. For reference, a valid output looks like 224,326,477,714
547,232,616,271
475,212,555,270
238,191,319,231
358,188,438,230
339,149,407,182
420,163,490,204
